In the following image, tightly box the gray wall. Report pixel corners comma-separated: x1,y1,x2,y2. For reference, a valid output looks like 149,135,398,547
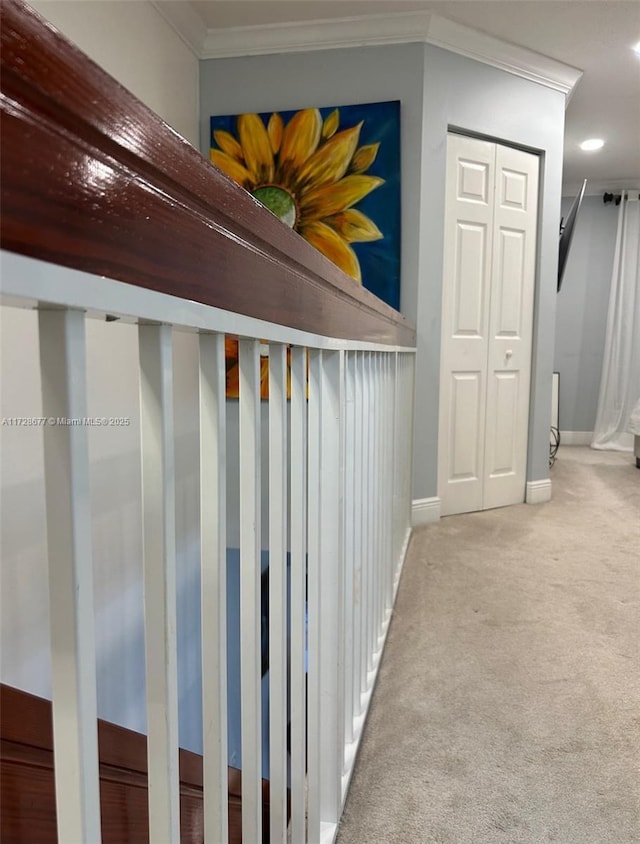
200,43,566,500
554,195,617,431
418,47,565,496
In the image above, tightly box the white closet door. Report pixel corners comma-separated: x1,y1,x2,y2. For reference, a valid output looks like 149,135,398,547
484,144,539,509
438,135,495,516
439,134,538,516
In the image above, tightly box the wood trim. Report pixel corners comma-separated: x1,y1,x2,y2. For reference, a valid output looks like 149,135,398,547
0,684,272,843
0,0,415,347
194,10,581,101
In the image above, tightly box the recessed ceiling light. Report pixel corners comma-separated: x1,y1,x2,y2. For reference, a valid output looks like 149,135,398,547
580,138,605,151
633,41,640,57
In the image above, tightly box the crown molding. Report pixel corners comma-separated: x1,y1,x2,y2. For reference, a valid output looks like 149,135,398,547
201,10,431,59
425,16,581,100
150,0,207,56
196,11,582,99
150,6,582,101
563,178,640,197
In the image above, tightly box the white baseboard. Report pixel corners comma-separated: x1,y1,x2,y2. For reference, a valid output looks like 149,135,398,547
412,496,441,526
559,430,593,446
526,479,552,504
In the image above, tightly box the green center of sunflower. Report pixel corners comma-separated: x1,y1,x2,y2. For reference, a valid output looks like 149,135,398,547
252,186,297,228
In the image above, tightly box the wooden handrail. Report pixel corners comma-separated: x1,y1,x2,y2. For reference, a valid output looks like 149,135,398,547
0,0,415,347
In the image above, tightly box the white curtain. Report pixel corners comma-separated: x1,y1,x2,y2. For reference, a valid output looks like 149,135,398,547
592,191,640,451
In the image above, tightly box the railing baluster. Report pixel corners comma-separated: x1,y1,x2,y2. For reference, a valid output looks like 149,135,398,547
319,350,343,832
388,355,397,611
405,355,416,556
391,357,397,590
308,347,344,837
353,352,364,720
374,354,379,658
39,308,101,844
343,352,356,766
370,354,380,667
199,332,228,844
373,352,381,668
138,323,180,843
410,357,416,524
392,354,401,571
307,348,322,842
289,346,308,844
397,353,408,587
381,357,386,617
378,356,385,641
238,338,263,843
384,355,392,616
269,343,288,844
362,351,372,689
379,355,387,627
396,352,414,586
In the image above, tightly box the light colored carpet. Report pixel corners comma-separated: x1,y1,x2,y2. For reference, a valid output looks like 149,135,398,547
337,447,639,844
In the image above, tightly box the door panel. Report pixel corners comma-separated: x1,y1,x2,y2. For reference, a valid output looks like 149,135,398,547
453,223,488,336
484,144,538,510
439,136,494,516
457,157,491,204
450,372,482,479
500,168,529,210
439,135,539,516
495,228,525,336
488,371,518,476
446,371,484,513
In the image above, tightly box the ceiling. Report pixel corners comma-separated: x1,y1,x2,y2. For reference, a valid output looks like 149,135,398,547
182,0,640,195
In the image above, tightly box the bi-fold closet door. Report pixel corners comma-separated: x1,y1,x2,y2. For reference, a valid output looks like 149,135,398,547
438,133,539,517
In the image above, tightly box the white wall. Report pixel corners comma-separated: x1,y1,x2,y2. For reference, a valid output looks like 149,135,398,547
554,195,617,432
27,0,199,146
1,0,203,751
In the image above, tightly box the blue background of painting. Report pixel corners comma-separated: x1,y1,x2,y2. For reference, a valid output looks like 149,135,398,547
210,101,401,310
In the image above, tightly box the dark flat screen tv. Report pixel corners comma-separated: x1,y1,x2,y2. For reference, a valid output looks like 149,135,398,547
558,178,587,292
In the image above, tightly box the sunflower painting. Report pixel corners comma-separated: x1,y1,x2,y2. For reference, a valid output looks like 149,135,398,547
210,101,401,305
210,101,401,397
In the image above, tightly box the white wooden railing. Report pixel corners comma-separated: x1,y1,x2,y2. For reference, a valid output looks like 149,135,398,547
2,252,415,844
0,3,416,840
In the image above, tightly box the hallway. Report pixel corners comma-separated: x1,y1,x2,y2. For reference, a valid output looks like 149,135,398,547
336,448,639,843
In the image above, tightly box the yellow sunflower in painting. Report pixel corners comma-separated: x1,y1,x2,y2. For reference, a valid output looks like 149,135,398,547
210,108,384,283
